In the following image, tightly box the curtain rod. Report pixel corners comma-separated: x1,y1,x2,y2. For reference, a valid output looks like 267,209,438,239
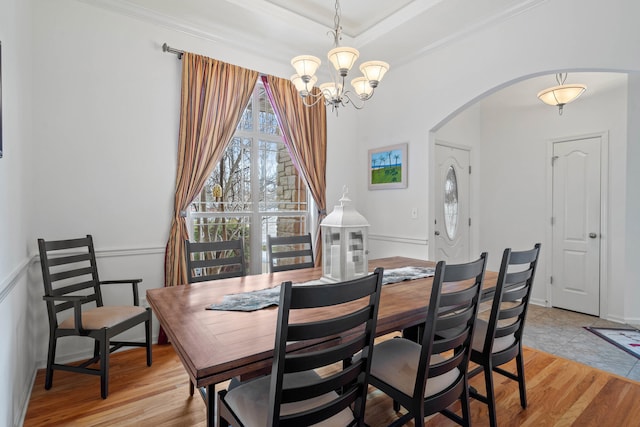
162,43,184,59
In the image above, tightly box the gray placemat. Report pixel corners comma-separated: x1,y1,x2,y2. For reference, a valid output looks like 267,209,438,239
206,266,435,312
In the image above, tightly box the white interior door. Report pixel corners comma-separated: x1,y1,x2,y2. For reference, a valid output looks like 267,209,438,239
551,136,601,316
434,144,471,263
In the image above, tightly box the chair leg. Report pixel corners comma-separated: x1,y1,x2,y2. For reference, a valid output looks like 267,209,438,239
100,335,109,399
145,317,153,367
483,364,498,427
189,380,195,396
460,380,472,427
93,340,100,359
516,352,527,408
45,336,56,390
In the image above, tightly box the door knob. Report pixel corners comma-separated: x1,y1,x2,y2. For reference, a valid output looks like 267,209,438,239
434,231,440,236
589,232,597,239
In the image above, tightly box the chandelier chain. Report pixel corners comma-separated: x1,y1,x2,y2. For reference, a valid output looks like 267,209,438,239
331,0,343,47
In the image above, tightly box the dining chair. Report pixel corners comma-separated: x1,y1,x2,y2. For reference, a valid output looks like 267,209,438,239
184,238,247,395
184,239,246,283
266,233,314,273
38,235,152,399
217,268,384,427
367,254,488,427
469,243,541,427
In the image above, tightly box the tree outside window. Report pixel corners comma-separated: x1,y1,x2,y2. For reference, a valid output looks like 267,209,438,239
189,82,310,274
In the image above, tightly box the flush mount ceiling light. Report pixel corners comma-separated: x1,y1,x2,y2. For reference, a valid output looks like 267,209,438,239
537,73,587,115
290,0,389,113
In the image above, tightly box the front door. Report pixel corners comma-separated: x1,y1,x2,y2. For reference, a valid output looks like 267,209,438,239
551,136,602,316
434,143,471,263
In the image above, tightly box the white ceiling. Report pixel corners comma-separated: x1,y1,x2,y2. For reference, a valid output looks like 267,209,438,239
91,0,627,107
100,0,546,66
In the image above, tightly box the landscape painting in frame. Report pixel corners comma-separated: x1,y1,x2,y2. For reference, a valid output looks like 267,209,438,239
368,143,407,190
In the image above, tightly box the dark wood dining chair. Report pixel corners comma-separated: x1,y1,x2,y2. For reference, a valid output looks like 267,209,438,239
217,268,384,427
184,238,247,396
38,235,152,399
469,243,541,427
184,239,246,283
266,233,314,273
367,254,488,427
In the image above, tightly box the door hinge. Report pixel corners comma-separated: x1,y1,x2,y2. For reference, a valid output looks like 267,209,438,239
551,217,555,226
550,276,553,285
469,165,472,174
468,218,471,226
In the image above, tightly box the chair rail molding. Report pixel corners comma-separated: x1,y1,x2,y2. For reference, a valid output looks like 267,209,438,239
0,256,31,304
368,233,428,246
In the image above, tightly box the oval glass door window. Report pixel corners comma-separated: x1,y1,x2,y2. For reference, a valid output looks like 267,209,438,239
444,165,459,239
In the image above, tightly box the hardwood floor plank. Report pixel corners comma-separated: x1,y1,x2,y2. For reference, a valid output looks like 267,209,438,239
24,344,640,427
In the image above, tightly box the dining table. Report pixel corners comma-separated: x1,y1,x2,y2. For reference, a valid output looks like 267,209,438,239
146,256,498,427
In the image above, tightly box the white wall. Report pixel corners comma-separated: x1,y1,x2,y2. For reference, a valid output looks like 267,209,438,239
357,0,640,322
473,80,627,317
626,74,640,324
0,0,34,424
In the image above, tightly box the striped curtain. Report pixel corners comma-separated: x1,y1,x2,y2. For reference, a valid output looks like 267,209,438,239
262,75,327,266
164,53,258,290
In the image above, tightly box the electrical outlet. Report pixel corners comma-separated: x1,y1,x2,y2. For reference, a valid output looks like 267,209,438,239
411,207,418,219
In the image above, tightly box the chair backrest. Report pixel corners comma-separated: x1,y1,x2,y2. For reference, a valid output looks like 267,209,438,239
480,243,541,357
266,233,314,273
268,268,384,426
38,235,104,327
184,239,246,283
416,253,488,402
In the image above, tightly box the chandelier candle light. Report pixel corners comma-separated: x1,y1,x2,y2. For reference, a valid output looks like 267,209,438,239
290,0,389,112
537,73,586,115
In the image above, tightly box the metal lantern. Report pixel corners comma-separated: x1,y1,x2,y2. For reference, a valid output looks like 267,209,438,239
321,187,369,282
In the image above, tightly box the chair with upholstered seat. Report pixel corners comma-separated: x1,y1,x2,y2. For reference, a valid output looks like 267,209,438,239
217,267,384,427
38,235,152,399
469,243,541,427
184,239,246,283
184,238,247,396
266,233,314,273
367,254,488,427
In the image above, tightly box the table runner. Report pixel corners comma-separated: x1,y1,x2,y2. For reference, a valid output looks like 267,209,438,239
206,266,435,312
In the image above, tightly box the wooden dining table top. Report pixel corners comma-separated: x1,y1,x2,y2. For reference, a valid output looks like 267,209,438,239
146,256,498,389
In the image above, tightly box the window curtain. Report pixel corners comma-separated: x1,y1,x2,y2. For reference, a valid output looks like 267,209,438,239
261,75,327,267
160,52,258,344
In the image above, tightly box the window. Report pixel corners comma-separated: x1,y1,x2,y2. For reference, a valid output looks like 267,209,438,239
443,165,459,239
188,82,310,274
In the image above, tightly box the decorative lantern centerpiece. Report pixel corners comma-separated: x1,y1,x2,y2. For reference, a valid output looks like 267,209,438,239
321,187,369,282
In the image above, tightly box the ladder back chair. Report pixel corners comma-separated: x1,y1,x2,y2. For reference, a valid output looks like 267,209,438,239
266,233,314,273
469,243,541,427
368,254,488,427
184,238,247,395
218,268,384,427
38,235,152,399
184,239,246,283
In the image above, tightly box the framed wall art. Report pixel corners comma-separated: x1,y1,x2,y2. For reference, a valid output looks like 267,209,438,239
368,142,408,190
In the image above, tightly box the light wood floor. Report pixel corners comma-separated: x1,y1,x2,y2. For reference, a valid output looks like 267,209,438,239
24,342,640,426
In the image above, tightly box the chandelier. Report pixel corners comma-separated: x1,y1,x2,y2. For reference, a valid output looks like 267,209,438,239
290,0,389,112
537,73,586,115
